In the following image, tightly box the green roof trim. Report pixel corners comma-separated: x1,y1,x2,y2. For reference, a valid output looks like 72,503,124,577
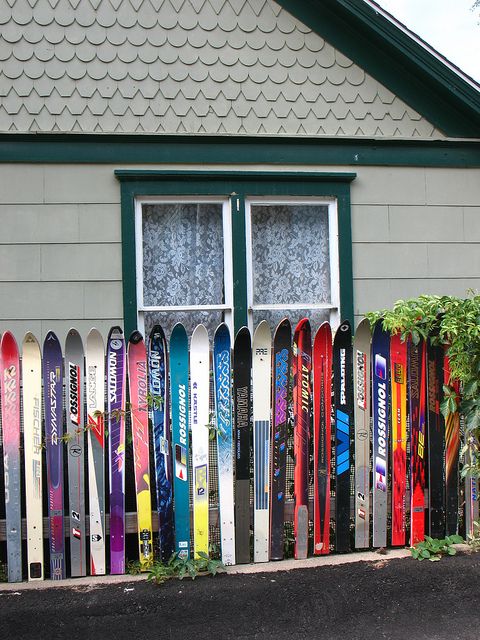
277,0,480,137
1,134,479,166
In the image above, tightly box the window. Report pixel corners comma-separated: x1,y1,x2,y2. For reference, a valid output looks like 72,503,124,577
116,170,355,338
136,198,233,337
246,198,340,331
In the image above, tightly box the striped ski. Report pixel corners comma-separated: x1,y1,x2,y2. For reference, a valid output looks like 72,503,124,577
353,319,371,549
86,328,106,576
191,325,210,560
333,320,353,553
107,326,127,575
233,327,252,564
148,325,174,563
270,318,291,561
170,323,190,560
128,332,153,569
252,320,272,563
43,331,65,580
409,337,427,546
371,323,390,549
313,321,332,555
390,332,407,547
1,331,22,582
293,318,312,560
426,336,445,538
65,328,86,577
444,352,460,536
22,332,44,580
214,323,235,565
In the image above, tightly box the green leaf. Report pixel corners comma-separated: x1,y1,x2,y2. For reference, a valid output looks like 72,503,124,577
447,546,457,555
421,548,431,559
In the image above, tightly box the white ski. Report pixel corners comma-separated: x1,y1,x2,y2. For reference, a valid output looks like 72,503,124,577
86,328,106,575
252,320,272,563
22,332,44,581
190,324,210,559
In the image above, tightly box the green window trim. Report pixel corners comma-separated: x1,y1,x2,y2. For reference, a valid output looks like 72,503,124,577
115,170,356,337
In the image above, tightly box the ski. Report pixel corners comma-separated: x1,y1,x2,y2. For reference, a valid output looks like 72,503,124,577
371,322,390,549
313,321,332,555
65,328,86,577
390,332,407,547
353,319,371,549
1,331,22,582
107,326,127,575
43,331,65,580
270,318,291,561
465,436,479,540
22,332,44,581
252,320,272,562
293,318,312,560
128,332,153,570
409,337,427,546
426,336,445,538
170,323,190,560
214,323,235,565
233,326,252,564
86,328,106,576
333,321,353,553
148,325,174,563
444,353,460,536
191,324,210,560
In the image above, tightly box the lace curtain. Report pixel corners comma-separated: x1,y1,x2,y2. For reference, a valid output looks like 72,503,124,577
250,204,331,332
142,203,225,338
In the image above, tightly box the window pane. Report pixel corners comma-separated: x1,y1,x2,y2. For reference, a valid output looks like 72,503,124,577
144,310,225,343
252,309,330,335
251,204,331,306
142,203,224,307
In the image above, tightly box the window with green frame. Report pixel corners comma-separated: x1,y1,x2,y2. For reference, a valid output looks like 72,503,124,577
115,170,355,339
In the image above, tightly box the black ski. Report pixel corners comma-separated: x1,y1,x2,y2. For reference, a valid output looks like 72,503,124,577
333,320,353,553
233,326,252,563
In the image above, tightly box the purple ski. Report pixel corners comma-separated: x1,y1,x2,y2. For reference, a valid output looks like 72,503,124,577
108,327,127,574
43,331,65,580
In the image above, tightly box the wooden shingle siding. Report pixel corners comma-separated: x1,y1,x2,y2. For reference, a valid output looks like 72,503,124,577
0,0,442,138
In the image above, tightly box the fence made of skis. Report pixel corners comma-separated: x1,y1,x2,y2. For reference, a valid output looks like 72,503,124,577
0,318,477,583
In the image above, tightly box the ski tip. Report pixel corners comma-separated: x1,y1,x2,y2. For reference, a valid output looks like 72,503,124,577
253,319,271,341
275,317,291,333
128,330,144,345
192,323,209,341
234,325,251,341
213,322,228,339
149,324,166,342
44,330,59,344
23,331,39,346
171,322,187,339
293,317,311,334
0,329,17,348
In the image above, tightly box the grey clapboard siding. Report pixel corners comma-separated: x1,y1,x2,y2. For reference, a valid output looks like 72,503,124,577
0,164,479,340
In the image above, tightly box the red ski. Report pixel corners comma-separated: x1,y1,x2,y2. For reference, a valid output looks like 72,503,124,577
444,353,460,536
313,322,332,555
409,338,427,546
390,333,407,546
293,319,312,560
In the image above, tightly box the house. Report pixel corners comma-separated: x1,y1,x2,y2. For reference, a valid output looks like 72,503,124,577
0,0,479,343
